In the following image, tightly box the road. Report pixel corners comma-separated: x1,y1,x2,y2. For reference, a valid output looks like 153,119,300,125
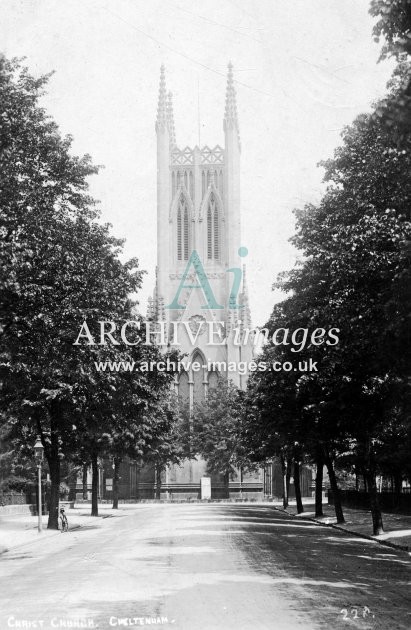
0,503,410,630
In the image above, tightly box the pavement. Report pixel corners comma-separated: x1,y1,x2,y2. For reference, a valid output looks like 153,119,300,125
0,502,410,630
276,500,411,552
3,498,410,555
0,505,121,554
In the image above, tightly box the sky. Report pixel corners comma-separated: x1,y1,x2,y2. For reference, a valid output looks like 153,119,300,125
0,0,394,326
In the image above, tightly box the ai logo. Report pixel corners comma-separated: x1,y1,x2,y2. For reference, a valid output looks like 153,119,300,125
166,247,248,310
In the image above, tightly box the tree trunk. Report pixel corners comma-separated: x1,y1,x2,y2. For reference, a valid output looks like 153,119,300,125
112,458,121,509
155,463,162,500
363,474,367,493
394,472,402,509
46,429,60,530
224,471,230,499
324,454,345,524
82,463,88,500
294,460,304,514
281,453,288,509
136,464,140,501
366,470,384,535
91,453,99,516
286,456,292,502
364,439,384,535
315,454,324,518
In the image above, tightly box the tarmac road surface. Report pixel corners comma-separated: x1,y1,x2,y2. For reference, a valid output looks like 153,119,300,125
0,503,410,630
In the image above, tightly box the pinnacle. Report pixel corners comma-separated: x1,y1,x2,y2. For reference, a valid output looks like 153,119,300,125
167,90,176,148
224,62,240,142
156,64,168,132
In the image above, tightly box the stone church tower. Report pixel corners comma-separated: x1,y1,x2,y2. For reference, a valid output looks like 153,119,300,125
147,64,262,499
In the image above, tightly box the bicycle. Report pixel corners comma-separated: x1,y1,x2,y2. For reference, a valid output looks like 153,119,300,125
59,506,69,532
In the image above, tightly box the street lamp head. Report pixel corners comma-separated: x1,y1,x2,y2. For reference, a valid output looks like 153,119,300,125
34,435,44,462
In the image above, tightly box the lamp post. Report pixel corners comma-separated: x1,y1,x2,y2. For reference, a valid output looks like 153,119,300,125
34,436,44,533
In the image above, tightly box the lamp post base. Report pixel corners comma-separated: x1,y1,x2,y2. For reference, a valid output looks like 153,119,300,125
37,464,43,533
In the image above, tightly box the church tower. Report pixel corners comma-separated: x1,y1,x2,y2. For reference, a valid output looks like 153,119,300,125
148,64,261,499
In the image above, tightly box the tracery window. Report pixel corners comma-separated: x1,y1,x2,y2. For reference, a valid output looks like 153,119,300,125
192,352,205,403
207,205,212,259
206,193,220,260
208,370,218,390
177,194,190,261
213,202,219,259
183,204,189,260
189,171,194,200
178,371,189,405
172,171,176,198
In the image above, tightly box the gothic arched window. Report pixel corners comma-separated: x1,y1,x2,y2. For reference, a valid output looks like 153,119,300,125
178,371,189,405
183,205,189,260
206,193,220,260
192,352,205,404
177,205,182,260
189,171,194,200
208,370,219,390
177,194,190,261
213,203,219,259
207,205,212,259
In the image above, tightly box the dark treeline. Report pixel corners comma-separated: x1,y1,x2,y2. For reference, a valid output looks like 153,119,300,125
242,0,411,535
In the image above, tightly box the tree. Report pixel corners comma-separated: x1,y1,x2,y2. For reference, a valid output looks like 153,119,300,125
70,327,178,514
370,0,411,60
243,60,410,533
369,1,411,140
192,380,255,498
279,87,411,533
0,57,143,526
0,416,37,495
244,340,303,511
140,390,190,501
